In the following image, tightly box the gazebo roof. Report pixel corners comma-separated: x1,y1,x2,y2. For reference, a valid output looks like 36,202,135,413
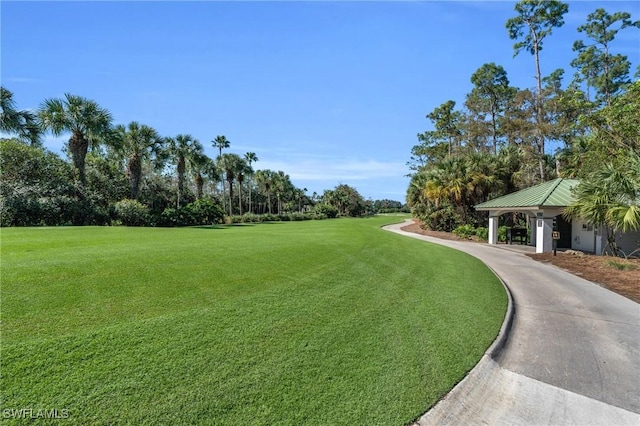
475,178,580,210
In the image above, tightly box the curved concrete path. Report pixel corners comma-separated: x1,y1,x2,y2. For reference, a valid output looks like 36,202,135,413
384,221,640,425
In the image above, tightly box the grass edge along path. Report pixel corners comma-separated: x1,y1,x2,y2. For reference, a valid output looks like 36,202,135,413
1,217,507,425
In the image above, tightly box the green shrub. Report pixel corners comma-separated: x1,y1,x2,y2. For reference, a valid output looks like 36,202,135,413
313,203,338,219
260,213,277,222
226,215,244,224
226,212,326,224
223,211,332,224
113,199,150,226
188,199,224,225
158,207,194,227
155,200,224,227
606,259,637,271
288,212,307,221
420,204,460,232
453,224,476,239
475,227,489,241
240,213,263,223
498,226,509,242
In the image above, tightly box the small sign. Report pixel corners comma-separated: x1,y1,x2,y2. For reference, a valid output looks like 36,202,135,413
552,231,560,240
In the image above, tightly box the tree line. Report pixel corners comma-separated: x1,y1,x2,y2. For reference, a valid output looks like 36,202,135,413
407,1,639,245
1,91,405,227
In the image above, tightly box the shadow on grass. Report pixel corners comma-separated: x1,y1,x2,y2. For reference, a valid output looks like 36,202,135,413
190,225,233,230
191,221,288,230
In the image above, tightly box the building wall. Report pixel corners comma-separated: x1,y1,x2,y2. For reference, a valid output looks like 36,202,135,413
571,219,596,253
615,229,640,258
595,227,640,257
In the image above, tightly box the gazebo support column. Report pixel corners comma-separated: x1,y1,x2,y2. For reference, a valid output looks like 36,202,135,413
536,216,554,253
488,215,499,245
529,216,537,246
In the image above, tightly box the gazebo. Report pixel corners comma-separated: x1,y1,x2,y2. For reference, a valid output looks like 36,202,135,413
475,178,581,254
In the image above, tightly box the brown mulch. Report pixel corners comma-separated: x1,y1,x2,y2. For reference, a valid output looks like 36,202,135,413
401,220,640,304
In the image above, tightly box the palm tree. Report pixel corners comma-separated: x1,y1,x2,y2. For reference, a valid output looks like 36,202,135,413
244,152,259,213
166,134,204,207
212,135,230,158
217,153,245,215
236,161,252,215
38,93,112,183
422,157,491,224
113,121,163,199
296,188,307,212
406,172,429,216
1,87,42,145
212,135,230,206
191,154,217,200
255,169,275,214
273,171,290,214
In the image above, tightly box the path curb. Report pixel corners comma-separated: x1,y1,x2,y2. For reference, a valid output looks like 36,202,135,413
381,221,516,425
384,219,640,425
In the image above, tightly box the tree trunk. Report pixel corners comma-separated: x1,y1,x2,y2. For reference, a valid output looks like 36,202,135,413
69,131,89,184
227,177,234,216
220,180,226,212
195,172,204,200
604,42,611,107
532,28,546,181
266,184,272,214
128,155,142,200
237,179,243,215
490,102,498,155
177,157,185,207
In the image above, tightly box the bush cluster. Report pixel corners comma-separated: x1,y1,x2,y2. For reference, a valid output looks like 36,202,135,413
377,207,410,214
225,212,327,224
452,224,489,241
111,198,225,227
113,199,149,226
420,203,461,232
155,199,225,227
313,203,338,219
498,225,509,242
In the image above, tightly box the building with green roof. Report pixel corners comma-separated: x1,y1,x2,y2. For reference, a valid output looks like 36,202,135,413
475,178,639,255
475,178,579,212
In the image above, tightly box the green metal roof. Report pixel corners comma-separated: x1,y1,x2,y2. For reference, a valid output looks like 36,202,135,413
475,178,580,210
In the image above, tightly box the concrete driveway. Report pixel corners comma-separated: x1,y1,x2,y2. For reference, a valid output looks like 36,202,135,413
383,221,640,425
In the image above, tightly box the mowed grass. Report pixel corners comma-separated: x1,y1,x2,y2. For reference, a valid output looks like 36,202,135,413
1,217,506,425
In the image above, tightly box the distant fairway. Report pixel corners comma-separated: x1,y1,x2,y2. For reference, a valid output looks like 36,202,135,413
1,217,506,425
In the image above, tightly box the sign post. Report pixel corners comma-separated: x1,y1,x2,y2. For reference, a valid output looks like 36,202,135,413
552,231,560,256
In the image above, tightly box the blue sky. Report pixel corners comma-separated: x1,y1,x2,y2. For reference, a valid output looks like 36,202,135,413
2,1,638,202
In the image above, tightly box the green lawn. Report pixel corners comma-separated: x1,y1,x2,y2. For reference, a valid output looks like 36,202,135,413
1,217,506,425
